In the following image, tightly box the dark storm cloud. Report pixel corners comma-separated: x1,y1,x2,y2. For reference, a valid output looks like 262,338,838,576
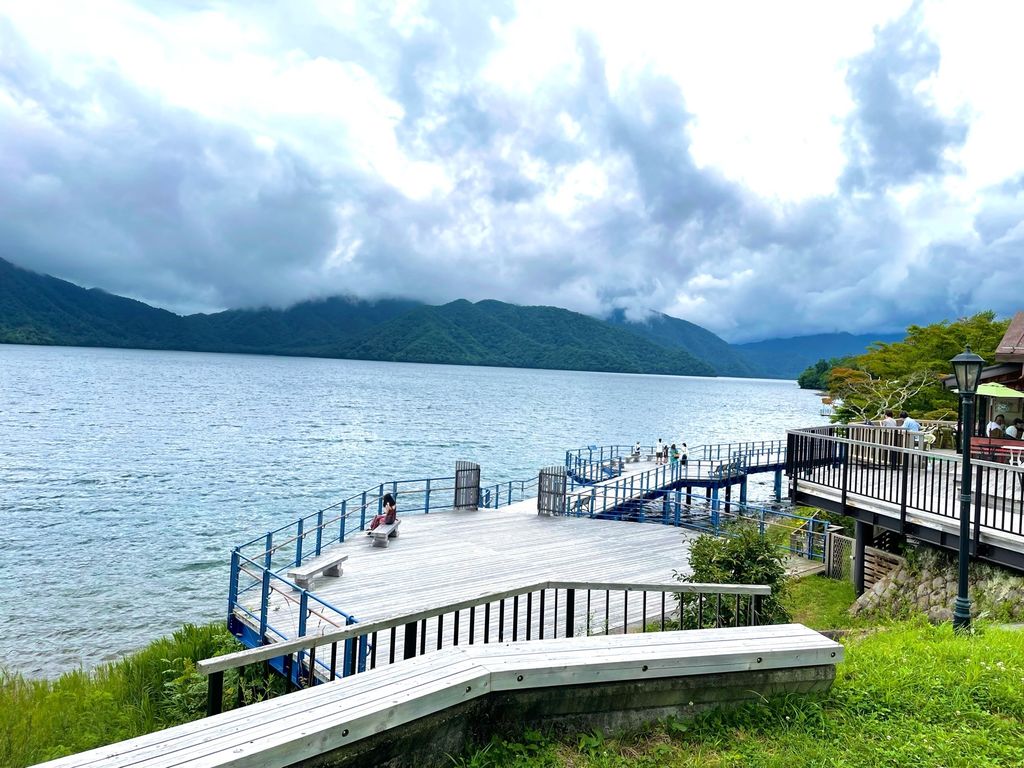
0,19,386,313
841,2,968,192
1,3,1022,341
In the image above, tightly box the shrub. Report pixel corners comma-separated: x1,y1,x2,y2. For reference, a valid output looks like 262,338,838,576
676,525,791,627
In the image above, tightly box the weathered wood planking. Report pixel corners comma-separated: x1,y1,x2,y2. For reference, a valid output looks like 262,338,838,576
236,499,698,655
35,625,842,768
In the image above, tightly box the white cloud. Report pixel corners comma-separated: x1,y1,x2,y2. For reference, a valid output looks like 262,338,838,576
1,0,1023,342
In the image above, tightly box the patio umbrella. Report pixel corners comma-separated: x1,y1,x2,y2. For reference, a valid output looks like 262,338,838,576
953,382,1024,398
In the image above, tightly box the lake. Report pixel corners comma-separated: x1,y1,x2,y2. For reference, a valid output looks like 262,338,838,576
0,344,825,677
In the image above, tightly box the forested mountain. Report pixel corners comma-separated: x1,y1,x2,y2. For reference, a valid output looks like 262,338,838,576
607,309,756,377
2,256,906,379
734,332,905,379
0,258,710,375
338,300,714,375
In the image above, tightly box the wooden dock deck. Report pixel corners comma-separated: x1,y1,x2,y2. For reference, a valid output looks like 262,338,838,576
235,497,699,659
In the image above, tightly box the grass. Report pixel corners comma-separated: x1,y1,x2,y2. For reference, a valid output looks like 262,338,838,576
455,620,1024,767
784,575,867,630
0,623,270,768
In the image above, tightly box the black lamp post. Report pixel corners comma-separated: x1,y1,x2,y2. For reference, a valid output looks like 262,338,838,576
950,346,985,632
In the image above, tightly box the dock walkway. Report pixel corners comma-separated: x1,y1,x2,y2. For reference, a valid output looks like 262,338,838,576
234,498,697,662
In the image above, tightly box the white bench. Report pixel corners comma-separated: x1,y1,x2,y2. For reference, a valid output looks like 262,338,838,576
36,624,842,768
286,552,349,589
370,518,401,548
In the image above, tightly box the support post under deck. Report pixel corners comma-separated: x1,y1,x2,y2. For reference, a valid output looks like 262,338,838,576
853,519,870,596
773,469,783,501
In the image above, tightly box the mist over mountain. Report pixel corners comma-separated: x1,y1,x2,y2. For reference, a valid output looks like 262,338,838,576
1,257,898,378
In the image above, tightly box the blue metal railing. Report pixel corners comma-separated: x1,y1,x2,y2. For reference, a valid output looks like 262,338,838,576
565,480,826,561
479,477,538,508
228,436,793,678
565,440,786,487
230,469,540,656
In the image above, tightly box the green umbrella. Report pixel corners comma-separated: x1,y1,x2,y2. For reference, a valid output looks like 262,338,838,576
969,383,1024,398
953,382,1024,397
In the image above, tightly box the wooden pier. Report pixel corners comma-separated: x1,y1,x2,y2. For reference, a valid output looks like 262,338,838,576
233,497,698,662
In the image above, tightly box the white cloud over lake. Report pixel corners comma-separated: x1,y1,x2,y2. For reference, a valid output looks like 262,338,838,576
1,0,1022,341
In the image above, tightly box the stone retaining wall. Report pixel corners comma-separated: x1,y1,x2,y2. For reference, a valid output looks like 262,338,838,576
850,546,1024,623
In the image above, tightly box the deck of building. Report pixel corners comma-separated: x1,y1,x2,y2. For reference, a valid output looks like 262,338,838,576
235,497,699,661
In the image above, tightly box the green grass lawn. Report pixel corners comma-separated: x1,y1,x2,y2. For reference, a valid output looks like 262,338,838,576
784,575,866,630
456,620,1024,768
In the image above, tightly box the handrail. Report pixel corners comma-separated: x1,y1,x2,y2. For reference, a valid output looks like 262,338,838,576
787,425,1018,467
202,579,769,676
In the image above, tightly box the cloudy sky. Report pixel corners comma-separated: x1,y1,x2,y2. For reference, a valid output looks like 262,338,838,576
1,1,1022,342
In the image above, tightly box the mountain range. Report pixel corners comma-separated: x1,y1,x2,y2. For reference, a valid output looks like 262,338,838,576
0,257,901,378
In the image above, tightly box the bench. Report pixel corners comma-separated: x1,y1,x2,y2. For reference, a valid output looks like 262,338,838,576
286,552,349,589
370,518,401,548
971,436,1022,463
42,625,842,768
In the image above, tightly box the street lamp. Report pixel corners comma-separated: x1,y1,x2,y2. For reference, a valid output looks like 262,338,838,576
950,346,985,632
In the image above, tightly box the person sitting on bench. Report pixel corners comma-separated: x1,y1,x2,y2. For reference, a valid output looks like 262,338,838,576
368,493,397,533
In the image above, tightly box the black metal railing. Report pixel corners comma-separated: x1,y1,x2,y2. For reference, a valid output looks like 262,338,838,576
787,427,1024,541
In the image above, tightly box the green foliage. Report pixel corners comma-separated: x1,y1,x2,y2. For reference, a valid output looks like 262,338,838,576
457,621,1024,767
0,258,716,376
608,309,756,377
797,356,852,390
828,311,1010,422
0,623,280,768
676,526,791,627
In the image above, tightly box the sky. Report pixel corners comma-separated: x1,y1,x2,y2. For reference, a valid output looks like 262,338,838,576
1,1,1022,342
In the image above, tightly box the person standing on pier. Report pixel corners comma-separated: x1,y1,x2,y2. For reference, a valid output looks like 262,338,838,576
669,443,679,468
655,438,665,465
680,443,688,466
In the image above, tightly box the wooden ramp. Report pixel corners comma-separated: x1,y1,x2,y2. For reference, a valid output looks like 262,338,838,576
34,625,843,768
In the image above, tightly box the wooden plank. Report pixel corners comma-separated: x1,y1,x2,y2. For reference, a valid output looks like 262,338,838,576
219,499,715,672
39,626,841,768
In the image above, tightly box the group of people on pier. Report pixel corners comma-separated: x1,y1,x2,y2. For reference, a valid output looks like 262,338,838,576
639,438,688,467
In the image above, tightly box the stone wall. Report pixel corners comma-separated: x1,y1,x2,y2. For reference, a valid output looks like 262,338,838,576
850,546,1024,623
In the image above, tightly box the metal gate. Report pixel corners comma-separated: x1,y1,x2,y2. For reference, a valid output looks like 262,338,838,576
454,461,481,510
537,466,567,516
827,533,854,581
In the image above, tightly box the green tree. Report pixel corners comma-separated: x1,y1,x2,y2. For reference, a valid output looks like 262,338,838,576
827,312,1009,422
675,526,790,627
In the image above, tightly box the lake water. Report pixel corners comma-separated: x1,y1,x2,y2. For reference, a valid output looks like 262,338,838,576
0,344,825,677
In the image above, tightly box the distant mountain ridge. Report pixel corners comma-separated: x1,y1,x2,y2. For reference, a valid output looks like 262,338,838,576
607,309,756,377
0,257,712,376
0,256,901,378
735,331,906,379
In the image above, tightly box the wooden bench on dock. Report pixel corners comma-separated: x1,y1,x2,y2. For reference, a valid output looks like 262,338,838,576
370,518,401,548
286,552,349,589
37,624,842,768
